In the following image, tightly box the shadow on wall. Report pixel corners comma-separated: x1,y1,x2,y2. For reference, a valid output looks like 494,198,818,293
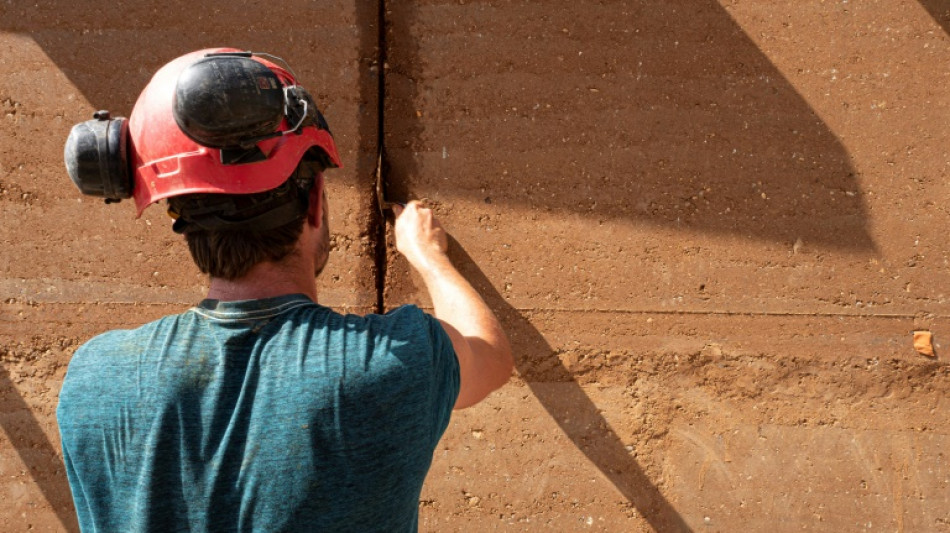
0,0,376,188
383,0,879,526
0,2,307,114
449,238,693,532
385,0,877,253
0,365,79,532
918,0,950,34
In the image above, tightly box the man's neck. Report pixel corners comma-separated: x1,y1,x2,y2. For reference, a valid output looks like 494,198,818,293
206,258,318,303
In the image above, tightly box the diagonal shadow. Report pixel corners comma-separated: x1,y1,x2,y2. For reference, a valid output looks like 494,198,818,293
0,0,374,189
3,1,887,249
448,237,692,532
0,364,79,532
381,0,882,528
918,0,950,34
385,0,877,252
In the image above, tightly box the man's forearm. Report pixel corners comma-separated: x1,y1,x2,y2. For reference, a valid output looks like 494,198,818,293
419,254,513,406
420,255,507,348
392,201,513,408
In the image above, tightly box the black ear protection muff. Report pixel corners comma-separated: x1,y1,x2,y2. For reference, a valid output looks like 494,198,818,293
64,110,132,203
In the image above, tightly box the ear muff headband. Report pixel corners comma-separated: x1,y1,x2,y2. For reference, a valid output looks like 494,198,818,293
173,55,286,149
173,52,331,165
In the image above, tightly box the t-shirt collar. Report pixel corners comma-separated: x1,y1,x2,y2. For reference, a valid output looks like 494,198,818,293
191,293,315,321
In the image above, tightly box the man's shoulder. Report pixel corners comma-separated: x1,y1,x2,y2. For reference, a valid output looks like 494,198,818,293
360,304,439,337
365,303,425,323
72,311,185,362
85,311,182,341
59,312,188,415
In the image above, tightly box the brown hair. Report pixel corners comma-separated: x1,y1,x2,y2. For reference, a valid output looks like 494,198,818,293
168,180,310,280
180,218,305,280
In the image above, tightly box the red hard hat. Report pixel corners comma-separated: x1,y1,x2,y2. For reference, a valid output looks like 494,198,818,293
128,48,342,216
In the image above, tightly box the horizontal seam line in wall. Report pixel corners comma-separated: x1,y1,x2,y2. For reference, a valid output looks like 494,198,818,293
402,306,947,320
0,302,377,309
4,303,944,320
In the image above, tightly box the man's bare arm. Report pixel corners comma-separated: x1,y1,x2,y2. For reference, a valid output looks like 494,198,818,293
393,202,513,409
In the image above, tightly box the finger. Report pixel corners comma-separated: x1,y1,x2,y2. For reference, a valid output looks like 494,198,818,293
392,203,404,217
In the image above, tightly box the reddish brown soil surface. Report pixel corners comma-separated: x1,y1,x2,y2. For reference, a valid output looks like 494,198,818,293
2,1,949,532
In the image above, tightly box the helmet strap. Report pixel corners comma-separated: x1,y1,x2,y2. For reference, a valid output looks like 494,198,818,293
170,167,316,234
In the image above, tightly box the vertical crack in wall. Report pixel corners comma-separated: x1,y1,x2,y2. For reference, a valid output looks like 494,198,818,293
371,0,388,315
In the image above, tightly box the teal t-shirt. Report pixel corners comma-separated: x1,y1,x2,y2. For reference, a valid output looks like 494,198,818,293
57,294,460,532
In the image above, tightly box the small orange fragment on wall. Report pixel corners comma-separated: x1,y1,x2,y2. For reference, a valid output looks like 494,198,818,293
913,330,935,357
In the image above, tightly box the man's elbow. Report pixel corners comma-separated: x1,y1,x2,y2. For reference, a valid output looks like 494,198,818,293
486,344,516,397
483,332,514,392
453,344,514,410
493,344,514,389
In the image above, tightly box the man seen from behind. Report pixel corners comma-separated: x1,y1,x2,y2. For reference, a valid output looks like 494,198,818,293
57,49,513,532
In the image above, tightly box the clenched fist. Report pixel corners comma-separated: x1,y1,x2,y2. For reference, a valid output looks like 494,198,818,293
393,201,449,271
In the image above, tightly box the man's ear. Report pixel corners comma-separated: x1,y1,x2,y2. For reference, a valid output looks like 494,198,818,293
307,173,325,228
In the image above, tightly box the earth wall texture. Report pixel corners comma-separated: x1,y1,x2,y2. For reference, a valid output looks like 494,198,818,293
2,1,949,532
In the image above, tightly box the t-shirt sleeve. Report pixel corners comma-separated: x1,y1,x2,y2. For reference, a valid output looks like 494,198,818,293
419,311,461,443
